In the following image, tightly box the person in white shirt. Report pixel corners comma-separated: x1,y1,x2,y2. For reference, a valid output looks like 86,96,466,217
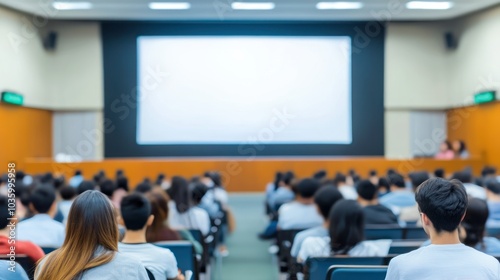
297,199,391,263
278,178,323,230
290,186,343,257
386,178,500,280
167,176,211,235
118,193,183,280
380,173,416,215
333,173,358,200
451,171,487,199
17,185,65,248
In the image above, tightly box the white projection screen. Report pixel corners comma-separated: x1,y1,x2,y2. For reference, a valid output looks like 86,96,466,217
136,36,351,145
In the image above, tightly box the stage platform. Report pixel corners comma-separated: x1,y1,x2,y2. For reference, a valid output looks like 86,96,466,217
23,157,484,192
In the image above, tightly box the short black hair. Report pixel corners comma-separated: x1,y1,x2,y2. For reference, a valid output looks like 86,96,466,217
434,168,445,178
369,170,377,177
486,179,500,195
462,197,488,247
78,180,96,195
116,176,129,191
135,182,152,194
296,178,320,199
481,166,497,177
59,186,76,200
333,172,347,186
314,187,343,219
378,177,390,193
282,171,295,186
416,178,468,233
313,170,327,181
356,180,378,200
74,170,82,176
409,171,430,190
53,176,65,189
120,193,152,230
30,185,56,213
40,172,53,184
99,179,116,198
191,182,208,204
451,171,472,184
0,196,9,229
388,173,405,188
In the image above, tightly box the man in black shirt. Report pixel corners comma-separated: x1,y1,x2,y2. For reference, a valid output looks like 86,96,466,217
356,180,399,225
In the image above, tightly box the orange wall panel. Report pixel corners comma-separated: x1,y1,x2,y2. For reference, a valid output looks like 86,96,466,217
0,104,52,170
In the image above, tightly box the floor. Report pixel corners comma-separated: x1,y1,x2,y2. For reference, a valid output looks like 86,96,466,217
217,193,279,280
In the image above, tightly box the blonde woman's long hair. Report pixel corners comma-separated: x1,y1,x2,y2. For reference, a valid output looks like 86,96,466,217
35,190,119,280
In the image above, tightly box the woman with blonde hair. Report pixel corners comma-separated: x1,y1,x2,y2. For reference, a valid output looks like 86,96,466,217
35,190,149,280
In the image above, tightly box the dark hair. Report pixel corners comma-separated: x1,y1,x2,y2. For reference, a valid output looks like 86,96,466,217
416,178,468,233
120,193,152,230
409,171,430,190
74,170,82,176
481,166,497,177
282,171,295,186
54,176,65,189
486,180,500,195
116,176,129,191
30,185,56,213
356,180,378,200
333,172,347,186
204,171,222,187
313,170,327,181
451,171,472,184
191,182,208,204
456,140,466,153
155,173,166,186
0,196,9,229
273,172,283,191
296,178,320,199
369,170,377,177
135,182,152,194
377,177,390,193
442,140,452,150
116,169,124,177
99,180,116,198
60,186,77,200
388,173,405,188
462,198,488,248
167,176,191,213
77,180,96,195
434,168,445,178
329,200,364,254
314,187,343,219
40,172,54,184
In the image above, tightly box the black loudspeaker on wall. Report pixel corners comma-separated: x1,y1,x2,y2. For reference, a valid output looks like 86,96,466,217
444,32,458,50
43,31,57,51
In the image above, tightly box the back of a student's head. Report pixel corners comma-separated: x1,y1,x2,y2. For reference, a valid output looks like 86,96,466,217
134,181,153,194
281,171,295,186
388,173,405,189
167,176,191,213
0,196,10,230
434,168,445,178
313,170,327,181
451,171,473,184
191,182,208,205
377,177,390,194
416,178,467,233
486,180,500,196
481,166,497,177
409,171,430,190
59,186,77,201
99,179,116,198
116,176,129,192
120,193,152,231
77,180,96,195
462,197,488,248
333,172,347,186
30,185,56,214
296,178,320,199
314,187,343,219
328,199,364,254
356,180,378,201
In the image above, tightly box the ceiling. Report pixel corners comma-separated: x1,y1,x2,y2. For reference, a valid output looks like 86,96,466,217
1,0,499,21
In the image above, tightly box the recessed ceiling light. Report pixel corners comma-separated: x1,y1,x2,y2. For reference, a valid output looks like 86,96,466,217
148,2,191,10
316,2,364,9
52,2,93,10
231,2,275,10
406,1,453,10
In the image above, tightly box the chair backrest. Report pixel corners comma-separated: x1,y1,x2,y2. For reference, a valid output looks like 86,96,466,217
388,240,424,254
276,229,306,273
306,256,392,280
41,247,57,254
188,229,209,272
0,254,35,280
326,265,388,280
154,241,198,280
365,226,403,240
404,227,427,239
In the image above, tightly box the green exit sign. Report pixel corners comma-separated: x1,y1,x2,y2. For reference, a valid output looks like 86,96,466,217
1,91,24,106
474,91,496,104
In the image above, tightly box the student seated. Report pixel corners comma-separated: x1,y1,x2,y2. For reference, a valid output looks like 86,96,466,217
452,140,469,159
58,186,76,224
290,186,343,257
146,190,181,242
17,185,65,247
434,141,454,159
167,176,211,235
0,195,45,263
119,193,183,280
461,197,500,255
452,170,486,199
399,172,430,223
385,178,500,279
380,173,415,215
356,180,398,225
35,190,149,280
333,172,357,200
486,180,500,227
268,171,295,212
297,200,391,263
278,178,323,230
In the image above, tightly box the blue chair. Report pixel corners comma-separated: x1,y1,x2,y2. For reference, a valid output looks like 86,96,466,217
154,241,199,280
326,265,388,280
41,247,57,254
365,226,403,240
404,227,428,239
388,240,423,254
306,257,391,280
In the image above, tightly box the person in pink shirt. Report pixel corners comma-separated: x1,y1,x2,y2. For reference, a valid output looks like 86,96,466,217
435,141,455,159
